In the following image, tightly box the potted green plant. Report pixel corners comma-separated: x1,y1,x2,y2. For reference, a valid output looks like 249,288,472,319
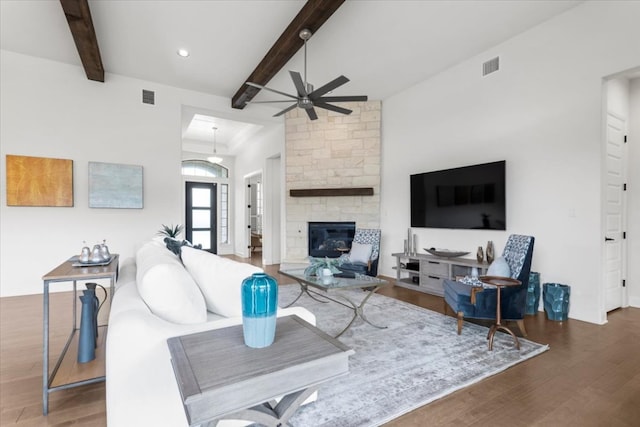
157,224,184,239
304,256,344,277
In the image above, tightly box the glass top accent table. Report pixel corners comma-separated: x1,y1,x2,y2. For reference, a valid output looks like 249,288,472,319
279,268,390,337
167,315,353,426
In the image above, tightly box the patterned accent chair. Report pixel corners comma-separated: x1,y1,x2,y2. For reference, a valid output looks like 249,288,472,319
443,234,535,336
338,228,381,277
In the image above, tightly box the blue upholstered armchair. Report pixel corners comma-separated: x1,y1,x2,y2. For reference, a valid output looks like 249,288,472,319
443,234,535,336
338,228,381,277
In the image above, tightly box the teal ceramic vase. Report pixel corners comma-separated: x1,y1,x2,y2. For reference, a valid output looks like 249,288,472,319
241,273,278,348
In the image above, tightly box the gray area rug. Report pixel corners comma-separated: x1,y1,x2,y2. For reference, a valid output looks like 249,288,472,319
277,284,549,427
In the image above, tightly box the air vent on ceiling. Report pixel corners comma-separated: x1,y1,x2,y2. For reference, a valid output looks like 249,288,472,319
482,57,500,76
142,89,155,105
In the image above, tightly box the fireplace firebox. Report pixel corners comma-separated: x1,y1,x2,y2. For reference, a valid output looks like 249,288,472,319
308,222,356,258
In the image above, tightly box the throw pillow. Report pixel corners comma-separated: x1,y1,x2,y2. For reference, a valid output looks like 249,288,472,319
164,238,184,255
164,238,203,256
181,246,263,317
487,256,511,277
349,242,373,264
135,241,207,324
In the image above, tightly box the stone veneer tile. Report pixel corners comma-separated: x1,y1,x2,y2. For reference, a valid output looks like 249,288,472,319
285,101,381,262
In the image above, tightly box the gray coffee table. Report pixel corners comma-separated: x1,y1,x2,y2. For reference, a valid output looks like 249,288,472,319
279,268,390,337
167,315,353,427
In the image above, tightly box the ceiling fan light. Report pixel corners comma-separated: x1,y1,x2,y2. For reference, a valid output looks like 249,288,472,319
177,48,190,58
207,155,223,164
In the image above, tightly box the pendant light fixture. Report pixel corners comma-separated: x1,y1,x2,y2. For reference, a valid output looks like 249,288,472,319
207,126,223,164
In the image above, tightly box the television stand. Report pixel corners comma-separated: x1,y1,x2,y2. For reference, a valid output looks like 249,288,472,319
391,252,488,296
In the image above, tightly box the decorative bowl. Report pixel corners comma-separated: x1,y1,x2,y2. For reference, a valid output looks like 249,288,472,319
424,248,470,258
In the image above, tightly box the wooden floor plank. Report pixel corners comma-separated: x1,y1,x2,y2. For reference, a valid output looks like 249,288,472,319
1,254,639,426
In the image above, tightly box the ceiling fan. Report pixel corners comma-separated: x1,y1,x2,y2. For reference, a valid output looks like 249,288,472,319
246,28,368,120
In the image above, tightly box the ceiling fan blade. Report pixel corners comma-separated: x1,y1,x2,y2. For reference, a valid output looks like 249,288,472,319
247,100,297,104
305,107,318,120
309,75,349,100
289,71,308,97
273,103,298,117
246,81,298,100
317,95,368,103
314,102,353,115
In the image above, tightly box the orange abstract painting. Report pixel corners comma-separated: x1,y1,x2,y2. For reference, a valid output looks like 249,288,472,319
6,155,73,206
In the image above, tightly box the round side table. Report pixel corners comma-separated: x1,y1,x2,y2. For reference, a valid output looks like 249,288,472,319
479,275,522,351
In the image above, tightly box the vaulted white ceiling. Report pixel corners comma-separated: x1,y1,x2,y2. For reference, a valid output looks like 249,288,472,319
1,0,583,152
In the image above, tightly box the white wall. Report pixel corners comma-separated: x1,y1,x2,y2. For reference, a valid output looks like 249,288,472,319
0,50,274,296
232,124,285,260
380,1,640,324
628,78,640,307
264,156,282,265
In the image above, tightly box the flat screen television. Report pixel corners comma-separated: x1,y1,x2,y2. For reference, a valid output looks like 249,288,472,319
410,160,506,230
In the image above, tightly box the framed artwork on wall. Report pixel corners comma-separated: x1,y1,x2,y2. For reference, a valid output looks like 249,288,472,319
6,155,74,207
88,162,143,209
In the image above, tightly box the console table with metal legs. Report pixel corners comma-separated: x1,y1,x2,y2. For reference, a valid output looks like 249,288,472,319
41,255,119,415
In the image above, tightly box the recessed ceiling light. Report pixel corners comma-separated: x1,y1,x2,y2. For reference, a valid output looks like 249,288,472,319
177,49,190,58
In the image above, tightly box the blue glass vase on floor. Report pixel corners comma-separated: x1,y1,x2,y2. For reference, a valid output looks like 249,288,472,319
543,282,570,321
241,273,278,348
525,272,541,315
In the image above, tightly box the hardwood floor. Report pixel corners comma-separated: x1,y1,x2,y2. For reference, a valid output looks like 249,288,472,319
1,253,639,426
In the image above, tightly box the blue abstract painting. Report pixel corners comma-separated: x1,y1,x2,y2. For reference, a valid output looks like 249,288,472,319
89,162,143,209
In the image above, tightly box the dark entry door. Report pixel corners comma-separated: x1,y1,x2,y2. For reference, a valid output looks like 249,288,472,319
185,182,217,253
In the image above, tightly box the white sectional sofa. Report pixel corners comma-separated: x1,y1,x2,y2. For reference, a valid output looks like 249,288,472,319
106,239,315,426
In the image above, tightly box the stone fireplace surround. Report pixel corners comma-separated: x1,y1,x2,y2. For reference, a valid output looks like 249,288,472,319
284,101,382,262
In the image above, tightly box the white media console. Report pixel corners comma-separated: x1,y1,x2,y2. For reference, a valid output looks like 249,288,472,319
391,252,489,296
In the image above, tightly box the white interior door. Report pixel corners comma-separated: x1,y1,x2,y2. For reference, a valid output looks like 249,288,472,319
604,112,627,312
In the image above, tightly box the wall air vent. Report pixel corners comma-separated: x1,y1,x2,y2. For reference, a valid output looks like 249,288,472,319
482,56,500,76
142,89,155,105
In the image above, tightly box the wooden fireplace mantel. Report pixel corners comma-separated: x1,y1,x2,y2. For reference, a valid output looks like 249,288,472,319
289,188,374,197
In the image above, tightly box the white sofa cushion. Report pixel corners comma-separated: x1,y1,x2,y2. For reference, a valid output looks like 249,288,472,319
136,240,207,324
181,246,263,317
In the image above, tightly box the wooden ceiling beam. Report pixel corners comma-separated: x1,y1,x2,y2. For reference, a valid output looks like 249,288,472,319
231,0,345,110
60,0,104,82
